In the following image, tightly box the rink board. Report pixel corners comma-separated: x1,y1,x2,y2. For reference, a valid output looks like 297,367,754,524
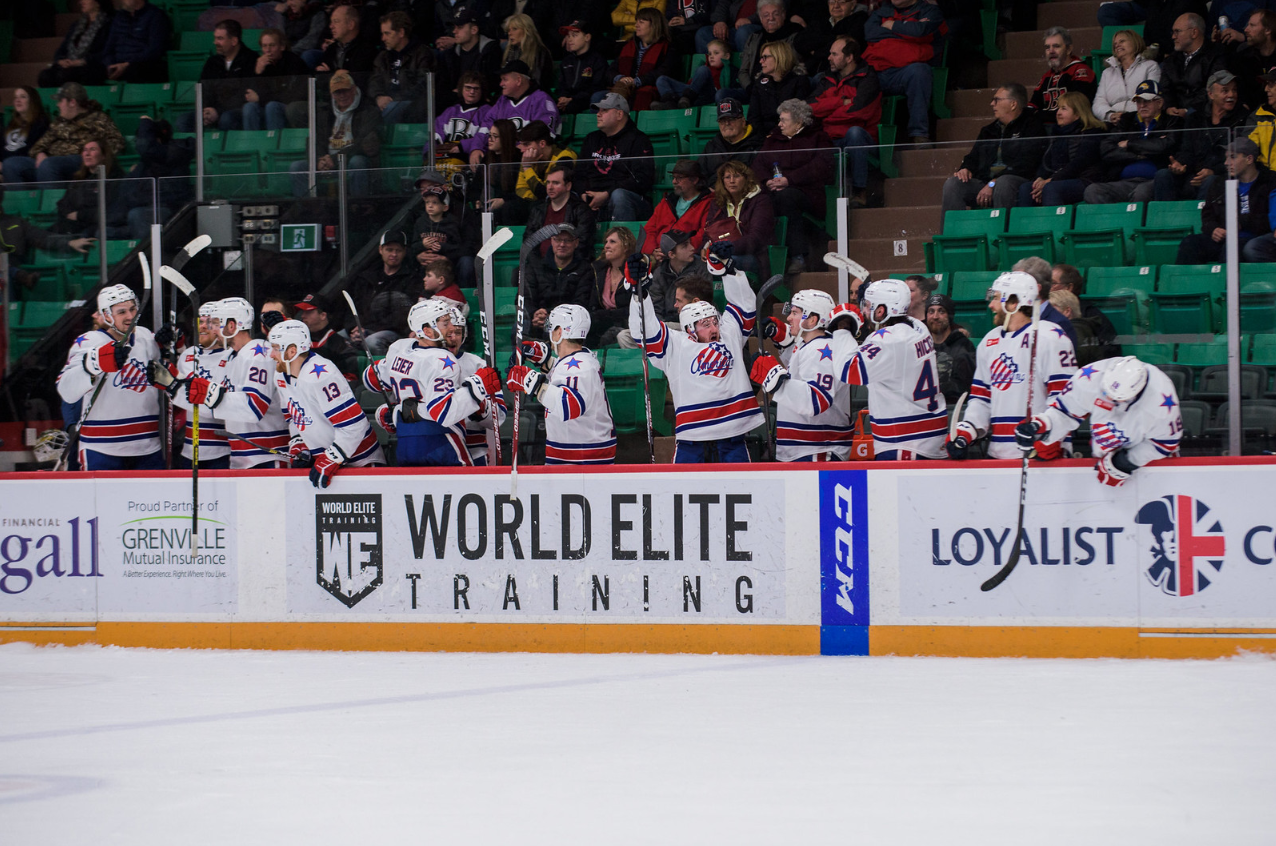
1,459,1274,658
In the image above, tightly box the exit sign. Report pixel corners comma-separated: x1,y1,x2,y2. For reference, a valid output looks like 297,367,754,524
280,224,319,252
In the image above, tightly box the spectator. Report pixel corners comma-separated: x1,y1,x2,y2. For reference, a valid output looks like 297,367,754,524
37,0,111,88
481,118,523,217
1161,13,1229,117
435,0,490,47
53,139,128,239
746,39,811,137
586,226,639,347
463,60,560,166
519,224,593,338
1093,28,1162,124
1097,0,1209,60
925,294,975,405
1249,70,1276,166
1049,263,1120,364
1228,11,1276,110
576,93,657,222
294,293,362,380
698,97,764,175
1157,70,1248,200
433,72,489,165
4,83,124,184
1028,27,1097,125
312,4,378,76
288,71,383,197
1086,80,1183,204
753,97,833,274
177,20,258,132
123,116,194,242
346,231,418,354
656,37,732,109
649,230,710,321
440,9,504,100
612,0,667,42
556,19,609,115
1011,256,1079,351
279,0,328,59
703,157,775,277
259,296,293,336
525,163,597,261
604,7,679,112
512,121,578,211
733,0,805,101
702,0,763,55
420,259,469,313
903,273,936,320
413,180,476,286
807,35,880,208
368,11,434,125
0,88,50,178
243,28,309,132
862,0,946,145
794,0,869,74
942,82,1045,214
502,13,553,90
1018,91,1105,207
668,0,714,57
643,159,715,257
1184,138,1276,263
102,0,170,83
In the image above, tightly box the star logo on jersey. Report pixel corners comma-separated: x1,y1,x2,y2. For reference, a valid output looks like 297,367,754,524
819,345,833,360
1091,421,1129,451
690,341,734,378
565,358,581,369
315,494,383,608
1078,365,1098,380
1051,326,1067,338
310,362,327,376
74,334,89,347
252,343,267,357
440,356,455,370
988,352,1023,391
1135,495,1226,597
1161,394,1177,410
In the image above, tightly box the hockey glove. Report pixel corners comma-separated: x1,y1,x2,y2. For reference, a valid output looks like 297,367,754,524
463,367,501,404
706,241,736,277
749,355,789,393
622,254,652,294
153,322,184,351
1014,416,1049,452
506,364,547,399
260,310,286,331
309,447,343,489
945,421,979,461
146,360,183,398
1096,449,1136,487
375,403,396,434
519,339,551,366
85,340,130,375
186,376,224,409
288,436,313,469
761,316,793,348
398,398,422,424
827,303,863,336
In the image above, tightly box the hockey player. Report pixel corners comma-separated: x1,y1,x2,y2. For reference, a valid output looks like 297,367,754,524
507,303,616,464
184,298,291,469
748,289,859,462
947,271,1077,461
839,279,947,459
167,301,231,469
363,300,502,467
57,284,164,470
268,319,385,488
629,245,762,463
445,312,507,466
1016,356,1183,487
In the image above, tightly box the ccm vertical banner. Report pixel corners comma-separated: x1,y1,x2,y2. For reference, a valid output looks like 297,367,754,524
818,469,870,655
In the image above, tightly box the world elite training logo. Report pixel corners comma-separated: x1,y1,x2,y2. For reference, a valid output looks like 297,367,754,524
315,494,383,607
1134,495,1226,597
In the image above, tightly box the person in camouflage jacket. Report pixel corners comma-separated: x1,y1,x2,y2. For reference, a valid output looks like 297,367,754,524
3,82,124,184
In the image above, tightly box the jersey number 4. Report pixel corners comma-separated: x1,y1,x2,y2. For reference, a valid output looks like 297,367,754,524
913,360,938,411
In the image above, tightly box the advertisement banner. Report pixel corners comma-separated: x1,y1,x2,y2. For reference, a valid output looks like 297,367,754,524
283,473,787,621
818,469,869,654
0,480,101,614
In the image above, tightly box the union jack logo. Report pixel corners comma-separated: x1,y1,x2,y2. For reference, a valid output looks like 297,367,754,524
690,342,733,378
1091,421,1129,451
1135,495,1226,597
988,353,1022,391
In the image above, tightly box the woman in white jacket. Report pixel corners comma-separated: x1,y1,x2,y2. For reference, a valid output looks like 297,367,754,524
1092,30,1162,123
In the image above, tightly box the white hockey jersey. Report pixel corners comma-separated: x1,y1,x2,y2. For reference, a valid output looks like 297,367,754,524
629,269,763,442
279,352,384,466
455,350,508,464
57,327,162,457
211,339,291,468
966,322,1077,459
540,348,616,464
365,339,482,463
173,344,231,461
840,318,948,459
774,329,859,461
1039,359,1183,467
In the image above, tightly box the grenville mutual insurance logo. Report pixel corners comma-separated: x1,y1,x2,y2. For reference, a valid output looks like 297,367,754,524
315,494,383,607
1135,495,1226,597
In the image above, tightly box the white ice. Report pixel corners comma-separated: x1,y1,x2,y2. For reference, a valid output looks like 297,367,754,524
1,644,1274,845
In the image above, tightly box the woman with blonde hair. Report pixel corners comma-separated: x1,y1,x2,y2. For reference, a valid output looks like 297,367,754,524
588,226,640,347
702,159,776,277
746,39,809,137
502,14,552,89
1092,29,1160,123
1018,91,1106,207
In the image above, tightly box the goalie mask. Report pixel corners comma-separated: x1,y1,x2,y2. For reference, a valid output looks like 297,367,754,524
861,279,911,326
33,429,68,464
268,319,311,363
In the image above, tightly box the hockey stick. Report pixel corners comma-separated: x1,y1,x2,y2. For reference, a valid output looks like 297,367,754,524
822,251,871,284
627,252,656,464
340,289,396,410
511,224,562,495
754,273,787,460
980,303,1043,592
476,227,514,466
948,391,968,441
161,265,200,555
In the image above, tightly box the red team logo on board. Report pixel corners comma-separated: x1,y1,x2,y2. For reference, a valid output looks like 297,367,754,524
1135,495,1226,597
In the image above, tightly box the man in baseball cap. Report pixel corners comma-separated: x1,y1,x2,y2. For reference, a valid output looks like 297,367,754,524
697,97,762,177
642,159,712,256
1157,69,1243,200
1177,135,1276,263
461,57,559,166
440,7,502,104
557,18,607,114
293,292,362,380
576,90,656,222
1083,77,1182,205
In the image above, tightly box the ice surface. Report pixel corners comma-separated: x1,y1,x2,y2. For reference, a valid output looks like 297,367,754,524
1,644,1274,845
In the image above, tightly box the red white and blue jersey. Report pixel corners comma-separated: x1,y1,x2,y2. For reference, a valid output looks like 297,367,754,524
173,344,231,461
212,339,291,468
364,339,480,464
1040,359,1183,468
840,318,947,459
774,330,858,461
966,322,1077,459
280,352,384,466
57,327,161,457
455,350,508,464
630,269,763,441
541,348,616,464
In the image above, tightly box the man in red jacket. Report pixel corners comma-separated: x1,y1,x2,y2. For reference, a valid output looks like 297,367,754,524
1028,26,1097,125
863,0,946,145
807,36,881,208
641,160,714,258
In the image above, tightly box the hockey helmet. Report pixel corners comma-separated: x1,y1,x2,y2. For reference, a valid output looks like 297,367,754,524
212,297,254,338
32,429,68,464
995,270,1039,313
446,306,468,345
97,284,138,329
784,289,837,329
861,279,911,326
1100,356,1149,403
548,303,591,343
268,319,312,363
680,300,720,336
408,298,455,342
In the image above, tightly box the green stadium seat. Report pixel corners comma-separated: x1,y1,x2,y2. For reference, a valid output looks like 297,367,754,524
949,270,1001,302
13,262,68,301
1153,264,1225,334
1061,202,1144,267
869,123,898,179
168,51,210,83
1086,265,1156,334
1250,334,1276,366
83,85,118,105
637,109,694,158
382,122,430,169
573,113,599,139
1132,200,1203,265
930,209,1006,272
171,80,198,108
1241,281,1276,333
180,31,215,52
1122,342,1174,364
996,204,1073,266
29,188,64,229
602,348,671,436
1175,337,1230,367
1194,363,1268,402
689,104,721,152
1085,264,1156,296
3,189,40,216
558,114,574,139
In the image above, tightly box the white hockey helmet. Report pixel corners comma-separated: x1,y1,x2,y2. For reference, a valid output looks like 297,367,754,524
1100,356,1149,403
96,284,138,329
862,279,911,326
268,319,312,363
33,429,68,464
548,303,591,342
680,300,720,336
446,306,468,344
408,298,455,342
212,297,254,338
995,270,1039,313
785,289,837,329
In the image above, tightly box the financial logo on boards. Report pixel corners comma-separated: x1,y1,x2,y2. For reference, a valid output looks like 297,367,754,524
1135,495,1226,597
315,494,383,607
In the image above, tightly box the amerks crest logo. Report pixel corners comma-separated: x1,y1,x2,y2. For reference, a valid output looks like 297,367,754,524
315,494,383,607
1135,495,1226,597
988,352,1022,390
691,342,733,378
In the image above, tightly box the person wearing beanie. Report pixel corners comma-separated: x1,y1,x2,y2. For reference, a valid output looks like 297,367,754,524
925,294,975,404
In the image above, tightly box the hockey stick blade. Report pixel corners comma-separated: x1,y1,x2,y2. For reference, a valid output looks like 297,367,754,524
168,234,213,273
476,227,514,261
948,391,968,440
822,252,870,280
160,265,195,297
138,253,152,291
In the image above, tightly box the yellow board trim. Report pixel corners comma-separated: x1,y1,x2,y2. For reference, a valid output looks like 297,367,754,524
871,626,1276,660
